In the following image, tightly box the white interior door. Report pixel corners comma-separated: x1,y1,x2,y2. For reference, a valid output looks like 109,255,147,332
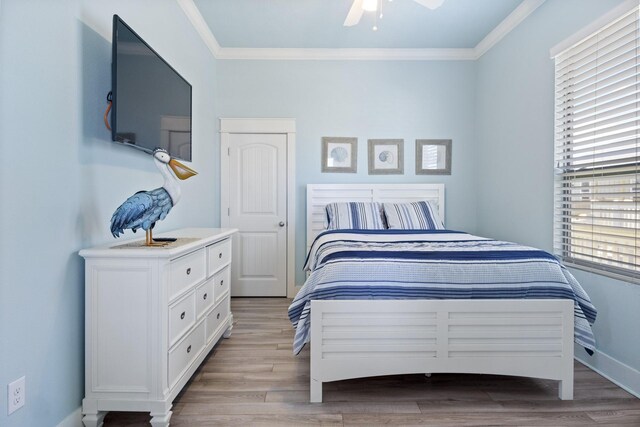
228,133,287,297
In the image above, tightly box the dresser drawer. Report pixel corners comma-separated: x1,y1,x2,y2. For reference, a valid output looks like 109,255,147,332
214,266,230,303
207,238,231,277
168,321,205,388
206,295,230,343
195,277,215,319
169,292,196,347
170,249,206,300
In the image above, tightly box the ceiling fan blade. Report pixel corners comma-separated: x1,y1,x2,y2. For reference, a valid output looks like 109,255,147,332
413,0,445,10
344,0,365,26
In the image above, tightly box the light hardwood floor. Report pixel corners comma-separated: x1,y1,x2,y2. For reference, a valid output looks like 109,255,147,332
105,298,640,426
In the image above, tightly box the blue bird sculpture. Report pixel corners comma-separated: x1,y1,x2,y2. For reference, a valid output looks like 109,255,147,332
110,149,197,246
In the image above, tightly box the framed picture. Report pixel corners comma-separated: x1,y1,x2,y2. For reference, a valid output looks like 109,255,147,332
368,139,404,175
416,139,452,175
321,137,357,173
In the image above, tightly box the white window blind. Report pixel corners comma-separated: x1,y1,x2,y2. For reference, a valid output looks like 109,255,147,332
554,7,640,281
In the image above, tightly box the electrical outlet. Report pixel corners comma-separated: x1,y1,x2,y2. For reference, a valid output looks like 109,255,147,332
7,376,25,415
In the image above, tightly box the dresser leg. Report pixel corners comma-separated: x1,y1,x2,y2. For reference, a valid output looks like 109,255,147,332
82,411,106,427
150,409,172,427
223,313,233,338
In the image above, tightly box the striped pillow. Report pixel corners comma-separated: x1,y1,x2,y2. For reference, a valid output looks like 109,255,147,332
325,202,386,230
383,201,444,230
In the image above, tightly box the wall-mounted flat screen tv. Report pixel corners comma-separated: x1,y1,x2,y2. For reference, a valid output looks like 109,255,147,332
111,15,192,162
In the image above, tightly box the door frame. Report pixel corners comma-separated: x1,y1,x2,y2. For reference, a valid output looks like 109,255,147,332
220,118,296,298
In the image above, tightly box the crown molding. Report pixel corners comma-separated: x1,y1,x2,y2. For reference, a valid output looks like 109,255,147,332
176,0,221,57
178,0,543,61
217,47,476,61
474,0,545,59
549,0,639,58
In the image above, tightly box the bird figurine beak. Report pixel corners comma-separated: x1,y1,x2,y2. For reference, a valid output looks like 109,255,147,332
169,159,198,180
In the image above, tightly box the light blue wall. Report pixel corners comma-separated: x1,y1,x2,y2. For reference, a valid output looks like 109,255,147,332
0,0,219,425
217,60,478,285
476,0,640,377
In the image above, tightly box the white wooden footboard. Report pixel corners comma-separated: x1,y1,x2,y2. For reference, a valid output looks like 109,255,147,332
310,299,574,402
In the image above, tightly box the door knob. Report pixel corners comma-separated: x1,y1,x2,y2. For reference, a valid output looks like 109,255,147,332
279,221,285,227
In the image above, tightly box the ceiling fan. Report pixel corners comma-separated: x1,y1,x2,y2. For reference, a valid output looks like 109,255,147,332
344,0,445,28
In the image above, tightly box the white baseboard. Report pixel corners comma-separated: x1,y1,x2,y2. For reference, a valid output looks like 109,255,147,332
575,344,640,399
56,407,82,427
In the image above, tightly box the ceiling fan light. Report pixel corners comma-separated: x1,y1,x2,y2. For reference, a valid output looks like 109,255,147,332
363,0,378,12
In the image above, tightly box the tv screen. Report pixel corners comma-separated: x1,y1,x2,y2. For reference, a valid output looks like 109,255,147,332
111,15,192,162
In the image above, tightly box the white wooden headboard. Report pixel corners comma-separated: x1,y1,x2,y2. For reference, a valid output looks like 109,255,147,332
306,184,445,250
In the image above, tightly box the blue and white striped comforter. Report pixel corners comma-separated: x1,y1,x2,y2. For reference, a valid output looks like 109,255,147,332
288,229,597,355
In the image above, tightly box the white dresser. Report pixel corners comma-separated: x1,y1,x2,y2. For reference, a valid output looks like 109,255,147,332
79,228,237,427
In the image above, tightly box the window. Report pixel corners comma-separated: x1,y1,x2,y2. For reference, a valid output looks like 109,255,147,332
554,7,639,281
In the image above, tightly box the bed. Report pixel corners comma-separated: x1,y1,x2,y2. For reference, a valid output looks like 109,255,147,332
289,184,597,403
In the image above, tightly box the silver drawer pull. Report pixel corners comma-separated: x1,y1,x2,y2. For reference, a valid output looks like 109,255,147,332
186,267,191,275
187,345,191,354
180,311,185,320
217,313,220,320
203,293,208,300
218,253,223,259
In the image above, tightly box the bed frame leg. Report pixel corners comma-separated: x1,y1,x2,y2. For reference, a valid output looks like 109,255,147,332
310,378,322,403
559,379,573,400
